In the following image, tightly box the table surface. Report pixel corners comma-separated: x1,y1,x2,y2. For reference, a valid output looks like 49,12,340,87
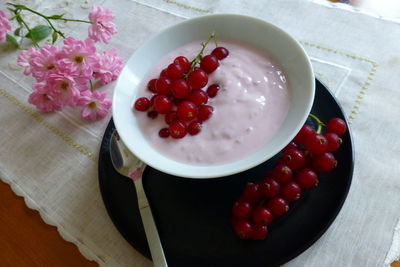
1,0,400,266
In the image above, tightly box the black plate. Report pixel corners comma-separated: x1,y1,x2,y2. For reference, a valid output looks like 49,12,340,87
98,79,354,267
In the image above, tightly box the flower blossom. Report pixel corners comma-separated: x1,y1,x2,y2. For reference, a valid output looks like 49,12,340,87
94,48,123,85
46,69,81,107
30,45,60,81
28,82,63,113
17,48,37,75
0,10,11,43
78,90,111,121
88,5,117,44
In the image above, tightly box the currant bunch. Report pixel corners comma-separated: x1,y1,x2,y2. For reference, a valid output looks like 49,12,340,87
231,115,347,240
133,33,229,139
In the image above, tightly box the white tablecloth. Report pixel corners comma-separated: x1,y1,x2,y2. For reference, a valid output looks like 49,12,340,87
1,0,399,266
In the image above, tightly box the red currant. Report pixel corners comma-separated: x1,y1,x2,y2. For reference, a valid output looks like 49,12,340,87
272,164,293,184
325,132,342,152
294,124,315,144
232,200,252,220
169,121,187,139
251,225,268,240
189,90,208,106
173,56,190,73
266,197,289,216
279,149,305,170
155,77,172,95
153,95,172,114
312,152,336,173
147,79,157,93
197,105,214,122
295,168,318,189
147,110,158,119
177,101,198,122
259,177,280,199
188,120,202,135
158,128,170,138
160,68,168,78
281,182,302,202
211,47,229,60
233,220,253,240
206,84,220,98
200,54,219,74
187,68,208,89
134,97,150,111
327,118,347,136
305,133,328,154
171,79,190,99
252,206,274,226
165,111,178,125
166,63,184,80
241,182,263,205
282,141,298,153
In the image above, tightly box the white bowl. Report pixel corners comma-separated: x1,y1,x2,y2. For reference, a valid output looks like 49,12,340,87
113,14,314,179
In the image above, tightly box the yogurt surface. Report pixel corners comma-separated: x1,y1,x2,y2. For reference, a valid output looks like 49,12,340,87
136,40,290,165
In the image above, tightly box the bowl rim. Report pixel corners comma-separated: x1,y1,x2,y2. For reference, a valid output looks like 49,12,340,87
112,13,315,179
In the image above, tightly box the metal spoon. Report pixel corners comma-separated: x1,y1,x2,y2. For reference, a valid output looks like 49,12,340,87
109,130,168,267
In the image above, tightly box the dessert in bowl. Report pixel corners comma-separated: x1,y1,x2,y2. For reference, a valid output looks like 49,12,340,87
112,14,315,178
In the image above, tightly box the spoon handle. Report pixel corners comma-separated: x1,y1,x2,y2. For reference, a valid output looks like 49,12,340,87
134,179,168,267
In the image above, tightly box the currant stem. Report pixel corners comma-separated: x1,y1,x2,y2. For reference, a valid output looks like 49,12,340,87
308,113,325,134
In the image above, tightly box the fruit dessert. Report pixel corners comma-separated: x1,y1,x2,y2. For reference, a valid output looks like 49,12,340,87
133,34,290,165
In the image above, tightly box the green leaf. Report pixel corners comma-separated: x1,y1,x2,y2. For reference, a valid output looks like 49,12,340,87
14,27,22,36
25,25,52,42
6,34,19,48
52,31,58,44
47,14,64,20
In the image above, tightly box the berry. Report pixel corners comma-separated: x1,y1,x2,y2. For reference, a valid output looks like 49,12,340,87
160,68,168,78
158,128,170,138
304,133,328,154
187,68,208,89
197,105,214,122
188,120,202,135
155,77,172,95
147,79,157,93
211,47,229,60
282,141,298,153
312,152,336,173
200,54,219,73
241,183,263,205
206,84,220,98
294,124,315,144
325,132,342,152
153,95,172,114
281,182,302,202
251,225,268,240
177,101,198,122
134,97,150,111
189,90,208,106
147,110,158,119
295,168,318,189
233,220,253,240
166,63,184,80
169,121,187,139
327,118,347,136
267,197,289,216
165,111,178,125
272,164,293,184
279,149,305,170
232,201,252,220
171,79,190,99
174,56,190,73
259,177,280,199
252,206,274,226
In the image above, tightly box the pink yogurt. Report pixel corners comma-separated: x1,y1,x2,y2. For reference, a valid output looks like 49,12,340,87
136,40,290,165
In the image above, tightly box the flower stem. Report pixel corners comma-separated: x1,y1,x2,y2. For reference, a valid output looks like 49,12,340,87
308,113,326,134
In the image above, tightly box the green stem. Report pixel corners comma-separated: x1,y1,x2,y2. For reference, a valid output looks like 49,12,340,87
308,113,325,134
17,15,39,48
59,18,91,24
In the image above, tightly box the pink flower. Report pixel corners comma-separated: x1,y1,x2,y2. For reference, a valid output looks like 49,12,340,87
17,48,37,75
30,45,60,81
78,90,111,121
93,48,123,84
0,10,12,43
47,70,81,107
28,82,63,113
57,37,98,78
88,5,117,44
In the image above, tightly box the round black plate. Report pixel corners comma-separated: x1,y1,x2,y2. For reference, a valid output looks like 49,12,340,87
98,79,354,267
